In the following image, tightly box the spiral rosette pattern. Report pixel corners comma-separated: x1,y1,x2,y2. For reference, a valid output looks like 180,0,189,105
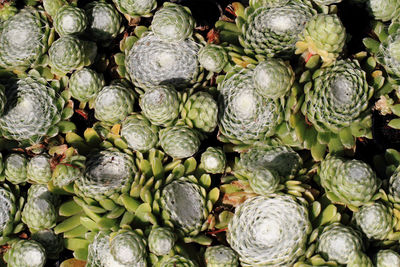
69,68,105,103
238,1,316,58
198,44,228,73
227,195,311,266
374,249,400,267
204,245,239,267
367,0,400,22
200,147,226,174
218,70,283,143
151,2,195,42
0,7,50,70
4,153,27,185
125,33,201,90
320,156,381,207
304,60,372,133
389,166,400,204
0,77,60,145
109,231,147,266
252,59,294,99
160,177,206,235
84,1,122,42
160,255,197,267
182,91,218,133
27,154,52,184
21,198,57,231
159,126,200,159
94,82,135,125
112,0,157,18
347,252,373,267
377,26,400,83
6,239,46,267
75,150,136,199
139,86,179,126
148,227,176,256
296,14,346,64
354,202,393,240
317,223,364,264
0,186,20,239
121,115,158,152
53,6,87,36
49,35,97,75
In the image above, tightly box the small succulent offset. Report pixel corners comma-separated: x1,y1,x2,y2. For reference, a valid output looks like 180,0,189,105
53,5,88,36
112,0,157,21
374,249,400,267
4,239,46,267
148,227,176,256
200,147,226,174
204,245,239,267
159,126,201,159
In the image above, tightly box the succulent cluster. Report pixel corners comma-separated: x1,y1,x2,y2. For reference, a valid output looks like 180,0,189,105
2,0,400,266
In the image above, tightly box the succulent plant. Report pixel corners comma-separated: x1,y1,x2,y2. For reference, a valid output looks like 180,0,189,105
74,149,136,200
319,156,381,209
347,252,374,267
181,91,218,133
27,154,52,184
235,1,316,58
252,59,295,99
388,166,400,205
84,1,123,43
69,68,105,107
4,239,46,267
112,0,157,20
31,229,64,259
353,201,394,240
42,0,67,17
0,184,25,245
148,227,176,256
200,147,226,174
227,195,311,266
217,68,283,144
139,86,180,127
120,114,159,152
4,153,27,184
53,5,87,36
0,77,69,146
317,223,364,264
366,0,400,21
123,32,202,90
296,14,346,65
0,0,18,21
151,2,195,42
198,44,229,74
374,249,400,267
204,245,239,267
48,35,97,75
94,81,135,125
160,255,197,267
159,126,200,159
21,197,57,231
0,7,52,71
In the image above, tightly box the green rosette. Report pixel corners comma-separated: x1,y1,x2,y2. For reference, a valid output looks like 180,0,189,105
148,227,176,256
4,239,46,267
4,153,27,185
53,5,87,36
200,147,226,174
204,245,239,267
69,68,105,106
159,126,200,159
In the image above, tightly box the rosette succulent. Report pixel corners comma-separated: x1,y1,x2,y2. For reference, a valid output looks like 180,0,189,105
252,59,295,99
198,44,229,74
112,0,157,20
148,227,176,256
317,223,364,264
4,153,27,184
159,126,200,159
181,91,218,133
122,31,202,90
234,0,316,58
21,197,57,231
200,147,226,174
84,1,122,43
204,245,239,267
86,230,147,267
366,0,400,22
151,2,195,42
74,149,136,200
319,156,381,209
388,166,400,205
94,81,135,125
27,154,52,184
0,7,51,71
347,252,373,267
69,68,105,106
218,68,283,144
227,195,311,266
160,255,197,267
353,201,395,240
0,77,66,146
0,184,24,244
4,239,46,267
53,5,87,36
374,249,400,267
296,14,346,65
121,114,159,152
139,86,180,127
49,35,97,75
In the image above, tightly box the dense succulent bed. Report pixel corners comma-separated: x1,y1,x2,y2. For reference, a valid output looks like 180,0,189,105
1,0,400,266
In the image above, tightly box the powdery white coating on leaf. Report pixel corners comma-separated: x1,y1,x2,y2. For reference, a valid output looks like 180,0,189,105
0,188,13,235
